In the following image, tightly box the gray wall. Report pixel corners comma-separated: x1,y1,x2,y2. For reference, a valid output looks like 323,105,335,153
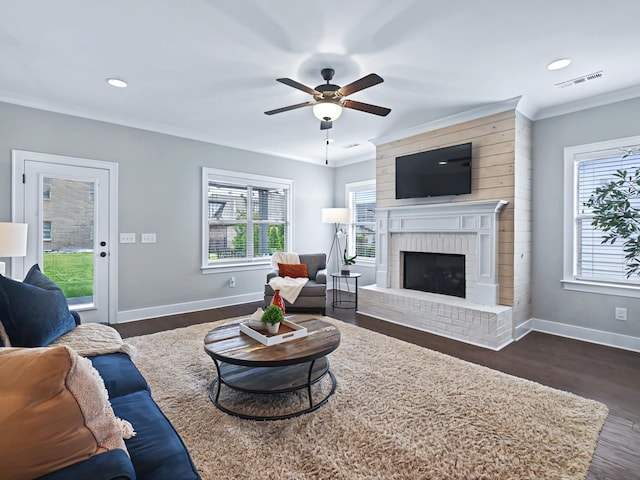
532,96,640,337
0,102,335,314
4,97,638,336
333,159,376,286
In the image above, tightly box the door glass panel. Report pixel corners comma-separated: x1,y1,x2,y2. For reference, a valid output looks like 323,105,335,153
41,177,95,306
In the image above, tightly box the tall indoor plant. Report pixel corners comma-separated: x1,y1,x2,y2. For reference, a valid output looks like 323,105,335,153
585,147,640,278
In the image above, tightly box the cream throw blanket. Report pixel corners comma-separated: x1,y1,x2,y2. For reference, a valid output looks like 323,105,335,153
269,252,308,304
51,323,136,358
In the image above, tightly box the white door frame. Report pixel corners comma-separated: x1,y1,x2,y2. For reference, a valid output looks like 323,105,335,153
11,150,118,325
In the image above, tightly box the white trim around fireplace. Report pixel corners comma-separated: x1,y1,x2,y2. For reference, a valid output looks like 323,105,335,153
375,200,508,306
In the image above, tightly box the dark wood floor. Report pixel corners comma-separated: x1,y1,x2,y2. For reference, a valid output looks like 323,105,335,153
114,291,640,480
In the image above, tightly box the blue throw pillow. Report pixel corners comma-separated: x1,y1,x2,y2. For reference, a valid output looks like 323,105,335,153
0,264,76,347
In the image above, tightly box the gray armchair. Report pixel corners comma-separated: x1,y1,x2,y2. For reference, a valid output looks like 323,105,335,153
264,253,327,315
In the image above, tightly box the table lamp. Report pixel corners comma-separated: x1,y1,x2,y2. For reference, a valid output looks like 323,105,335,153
321,208,351,273
0,222,28,277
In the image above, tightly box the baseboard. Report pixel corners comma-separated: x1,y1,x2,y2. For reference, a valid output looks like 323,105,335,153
520,318,640,353
514,319,533,341
116,298,640,353
116,292,263,323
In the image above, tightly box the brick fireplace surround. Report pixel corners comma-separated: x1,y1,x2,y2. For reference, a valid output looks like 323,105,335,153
359,200,514,350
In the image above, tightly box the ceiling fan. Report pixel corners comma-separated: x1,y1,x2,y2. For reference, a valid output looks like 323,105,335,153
264,68,391,130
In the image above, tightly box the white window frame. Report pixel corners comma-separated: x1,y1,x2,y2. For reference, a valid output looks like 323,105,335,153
345,179,376,265
562,134,640,298
201,167,293,272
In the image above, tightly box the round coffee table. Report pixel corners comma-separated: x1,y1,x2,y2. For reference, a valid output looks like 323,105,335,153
203,316,340,421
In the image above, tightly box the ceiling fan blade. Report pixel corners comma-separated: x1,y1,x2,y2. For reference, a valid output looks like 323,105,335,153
342,99,391,116
320,120,333,130
264,101,315,115
276,78,320,96
338,73,384,97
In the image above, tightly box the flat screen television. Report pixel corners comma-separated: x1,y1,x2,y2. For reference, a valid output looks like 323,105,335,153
395,142,472,199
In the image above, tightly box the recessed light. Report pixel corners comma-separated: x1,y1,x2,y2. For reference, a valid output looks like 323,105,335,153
547,59,572,71
106,78,128,88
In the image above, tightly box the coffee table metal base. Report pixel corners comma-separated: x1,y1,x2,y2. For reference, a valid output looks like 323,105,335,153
208,357,337,421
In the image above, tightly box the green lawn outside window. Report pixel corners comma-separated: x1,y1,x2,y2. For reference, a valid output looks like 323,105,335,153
43,252,94,298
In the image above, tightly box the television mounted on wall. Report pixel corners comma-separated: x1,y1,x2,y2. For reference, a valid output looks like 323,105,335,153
395,142,472,199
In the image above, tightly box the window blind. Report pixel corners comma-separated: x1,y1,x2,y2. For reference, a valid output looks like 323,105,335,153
207,182,289,262
576,154,639,283
349,187,376,259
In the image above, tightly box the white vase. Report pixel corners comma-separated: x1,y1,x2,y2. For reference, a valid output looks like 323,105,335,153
266,322,280,334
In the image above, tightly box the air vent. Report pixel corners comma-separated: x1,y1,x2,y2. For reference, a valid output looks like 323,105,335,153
556,70,603,89
342,143,361,149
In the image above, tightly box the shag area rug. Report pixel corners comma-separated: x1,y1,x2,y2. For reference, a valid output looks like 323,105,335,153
126,316,608,480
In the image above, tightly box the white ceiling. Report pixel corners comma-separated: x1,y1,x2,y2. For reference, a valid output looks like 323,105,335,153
2,0,640,166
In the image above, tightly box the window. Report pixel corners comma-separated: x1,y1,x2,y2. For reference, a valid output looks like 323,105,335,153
563,135,640,297
43,182,51,200
346,180,376,262
202,168,292,270
43,221,52,241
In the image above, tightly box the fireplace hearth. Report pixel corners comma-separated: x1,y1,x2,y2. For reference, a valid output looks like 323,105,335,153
403,252,465,298
359,200,514,350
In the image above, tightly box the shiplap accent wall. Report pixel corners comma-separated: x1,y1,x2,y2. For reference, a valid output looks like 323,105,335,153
375,109,532,329
513,114,533,329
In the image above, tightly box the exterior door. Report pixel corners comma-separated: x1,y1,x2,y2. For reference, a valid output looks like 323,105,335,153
12,151,117,324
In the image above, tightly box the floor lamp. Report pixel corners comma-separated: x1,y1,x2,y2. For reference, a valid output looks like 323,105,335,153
321,208,351,274
0,222,28,278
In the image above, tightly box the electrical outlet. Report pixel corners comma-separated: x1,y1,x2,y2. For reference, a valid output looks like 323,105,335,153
141,233,156,244
229,277,236,288
120,233,136,244
615,307,627,321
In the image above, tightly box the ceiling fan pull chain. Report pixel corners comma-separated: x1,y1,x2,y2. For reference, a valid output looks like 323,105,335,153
325,130,330,165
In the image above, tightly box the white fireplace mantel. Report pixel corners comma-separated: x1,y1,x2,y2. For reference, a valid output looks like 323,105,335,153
375,200,508,305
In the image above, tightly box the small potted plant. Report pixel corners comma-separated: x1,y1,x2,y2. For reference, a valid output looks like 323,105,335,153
261,304,284,334
341,246,356,275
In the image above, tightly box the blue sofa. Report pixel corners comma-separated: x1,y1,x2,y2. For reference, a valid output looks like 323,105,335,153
0,266,200,480
39,319,201,480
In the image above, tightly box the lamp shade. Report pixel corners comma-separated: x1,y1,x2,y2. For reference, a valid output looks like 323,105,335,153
321,208,351,224
0,222,28,257
313,101,343,122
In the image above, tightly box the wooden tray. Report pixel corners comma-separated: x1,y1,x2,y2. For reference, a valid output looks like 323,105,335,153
239,319,308,346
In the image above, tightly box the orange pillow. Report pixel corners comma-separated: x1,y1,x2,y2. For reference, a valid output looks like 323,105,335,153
0,346,128,480
278,263,308,279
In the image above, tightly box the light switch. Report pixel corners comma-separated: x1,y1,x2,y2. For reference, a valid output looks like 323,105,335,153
120,233,136,244
141,233,156,244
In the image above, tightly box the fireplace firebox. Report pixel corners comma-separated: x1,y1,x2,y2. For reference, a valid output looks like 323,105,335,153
403,252,465,298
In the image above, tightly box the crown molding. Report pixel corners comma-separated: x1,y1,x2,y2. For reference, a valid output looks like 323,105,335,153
532,84,640,121
370,97,523,147
0,92,327,166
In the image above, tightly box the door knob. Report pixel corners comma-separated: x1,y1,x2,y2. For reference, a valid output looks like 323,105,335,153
100,252,107,258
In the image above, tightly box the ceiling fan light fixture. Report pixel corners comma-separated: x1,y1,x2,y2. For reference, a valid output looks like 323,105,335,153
313,100,342,122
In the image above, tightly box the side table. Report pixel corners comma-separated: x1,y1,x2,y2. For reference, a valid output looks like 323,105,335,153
331,272,361,310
